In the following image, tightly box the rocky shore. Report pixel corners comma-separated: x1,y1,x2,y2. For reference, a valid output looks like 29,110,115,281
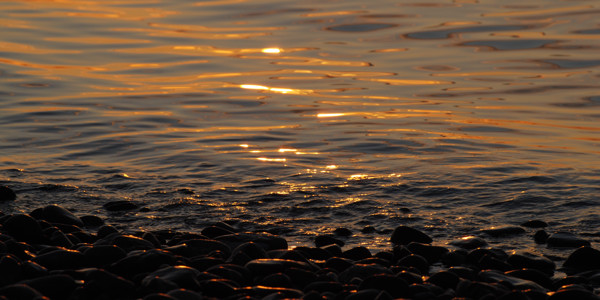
0,193,599,299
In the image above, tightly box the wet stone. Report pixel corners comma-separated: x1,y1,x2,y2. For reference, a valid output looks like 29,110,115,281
0,284,47,300
397,254,430,274
507,252,555,275
406,242,449,264
333,227,352,237
521,220,549,228
166,289,203,300
83,245,127,268
358,274,410,298
547,232,591,248
342,246,371,261
449,236,488,249
562,247,600,274
39,204,84,227
390,226,432,245
314,235,344,247
534,230,550,244
0,186,17,201
21,274,79,300
481,225,526,237
103,200,140,211
338,263,392,282
2,214,44,244
80,215,105,227
33,249,86,270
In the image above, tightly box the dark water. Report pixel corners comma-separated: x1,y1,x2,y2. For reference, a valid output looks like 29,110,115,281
1,0,599,253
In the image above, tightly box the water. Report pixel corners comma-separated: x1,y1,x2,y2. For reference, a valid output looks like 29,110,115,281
1,0,599,254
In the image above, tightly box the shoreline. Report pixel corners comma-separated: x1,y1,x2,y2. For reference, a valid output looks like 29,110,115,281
0,201,599,299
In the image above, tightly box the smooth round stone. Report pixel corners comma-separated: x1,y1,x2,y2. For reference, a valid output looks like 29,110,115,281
325,257,354,273
314,235,344,247
397,254,429,275
72,268,135,296
183,239,232,257
342,246,372,261
39,205,84,227
548,287,600,300
333,227,352,237
361,226,376,234
21,274,79,300
143,293,177,300
321,244,343,257
547,232,591,248
239,286,304,299
259,272,293,288
33,249,86,270
166,289,203,300
109,249,178,279
303,281,344,294
142,266,200,290
199,279,238,298
426,270,460,290
103,200,139,211
407,242,449,264
230,242,268,261
507,252,555,275
97,225,119,239
21,261,49,279
506,268,554,290
478,270,548,292
217,232,287,251
562,247,600,273
359,274,409,298
0,254,22,286
201,226,234,239
534,230,550,244
206,265,246,285
449,236,488,249
521,220,549,228
339,263,393,282
0,186,17,201
80,215,105,227
245,258,314,277
284,267,317,289
0,284,47,300
390,226,432,245
83,245,127,268
481,225,526,237
3,214,44,244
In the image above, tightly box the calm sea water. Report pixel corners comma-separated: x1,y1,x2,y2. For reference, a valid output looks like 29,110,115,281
1,0,599,253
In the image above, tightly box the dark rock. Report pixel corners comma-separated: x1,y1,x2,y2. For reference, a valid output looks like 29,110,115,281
314,235,344,247
547,232,591,248
346,289,385,300
83,245,127,268
71,268,135,299
361,226,376,233
548,287,600,300
3,214,44,244
143,293,177,300
166,289,203,300
103,200,139,211
109,249,178,279
478,270,548,292
390,226,432,245
321,244,342,257
217,232,287,251
449,236,488,249
199,279,237,298
467,248,508,265
395,270,423,284
441,249,467,266
259,272,293,288
21,261,48,279
21,274,79,300
206,265,246,285
535,230,550,244
427,270,460,290
39,204,84,227
245,258,314,278
339,263,392,282
239,286,304,299
333,227,352,236
303,281,344,294
80,215,104,227
201,226,233,238
562,247,600,274
496,291,534,300
0,254,22,285
142,266,200,291
507,252,555,275
397,254,429,274
97,225,119,238
342,246,371,261
33,249,86,270
359,274,409,298
407,242,449,264
447,266,477,280
183,238,231,257
0,284,48,300
478,253,513,272
553,275,588,290
506,268,554,290
521,220,549,228
0,186,17,201
230,242,268,262
324,257,353,273
284,267,317,289
481,225,526,237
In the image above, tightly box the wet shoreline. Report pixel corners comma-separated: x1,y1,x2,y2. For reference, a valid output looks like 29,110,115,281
0,190,599,300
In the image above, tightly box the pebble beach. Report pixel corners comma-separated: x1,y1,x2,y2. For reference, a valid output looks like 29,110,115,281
1,186,599,300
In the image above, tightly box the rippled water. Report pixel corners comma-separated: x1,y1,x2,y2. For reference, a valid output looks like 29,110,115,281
1,0,599,253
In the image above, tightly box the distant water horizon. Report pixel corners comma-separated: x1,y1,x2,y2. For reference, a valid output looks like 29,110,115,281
1,0,599,252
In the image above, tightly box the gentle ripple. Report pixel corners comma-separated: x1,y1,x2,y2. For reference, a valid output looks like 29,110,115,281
1,0,599,252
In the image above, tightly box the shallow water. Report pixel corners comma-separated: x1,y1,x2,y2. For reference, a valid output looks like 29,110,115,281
1,0,599,254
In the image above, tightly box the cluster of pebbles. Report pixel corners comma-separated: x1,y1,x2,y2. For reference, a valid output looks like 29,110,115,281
0,190,599,299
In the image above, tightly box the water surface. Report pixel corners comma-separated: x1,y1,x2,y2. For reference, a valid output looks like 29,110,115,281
1,0,599,253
